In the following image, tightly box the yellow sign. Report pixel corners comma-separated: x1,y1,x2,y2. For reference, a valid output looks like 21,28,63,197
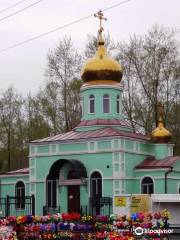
131,195,150,213
114,196,126,207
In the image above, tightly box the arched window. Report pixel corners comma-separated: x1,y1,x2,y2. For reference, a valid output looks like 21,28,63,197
141,177,154,194
116,95,120,113
89,95,95,113
15,181,25,209
90,171,102,215
103,94,110,113
90,171,102,198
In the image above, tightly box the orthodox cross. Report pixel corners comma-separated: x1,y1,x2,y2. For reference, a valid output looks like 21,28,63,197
94,10,107,35
158,102,164,118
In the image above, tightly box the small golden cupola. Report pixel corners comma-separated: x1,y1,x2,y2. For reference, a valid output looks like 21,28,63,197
81,10,123,84
151,104,172,143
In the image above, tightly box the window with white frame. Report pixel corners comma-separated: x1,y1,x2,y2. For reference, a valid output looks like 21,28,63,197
89,95,95,113
141,177,154,194
90,171,102,197
15,181,25,209
103,94,110,113
88,141,97,152
113,152,125,177
116,95,120,113
113,180,125,194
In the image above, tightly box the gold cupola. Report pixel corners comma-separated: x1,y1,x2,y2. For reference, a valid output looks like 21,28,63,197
81,10,123,84
151,104,172,143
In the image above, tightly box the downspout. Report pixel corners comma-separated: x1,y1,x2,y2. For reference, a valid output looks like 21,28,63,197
164,167,173,193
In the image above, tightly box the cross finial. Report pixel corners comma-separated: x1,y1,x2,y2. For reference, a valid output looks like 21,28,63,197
158,102,164,118
94,10,107,40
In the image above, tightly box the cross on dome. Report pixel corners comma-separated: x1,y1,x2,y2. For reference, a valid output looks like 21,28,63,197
94,10,107,41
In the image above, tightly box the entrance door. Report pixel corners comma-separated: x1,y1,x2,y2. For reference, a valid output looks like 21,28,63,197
68,186,80,213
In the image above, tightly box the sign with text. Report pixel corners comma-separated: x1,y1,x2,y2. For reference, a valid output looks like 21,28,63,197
131,195,150,213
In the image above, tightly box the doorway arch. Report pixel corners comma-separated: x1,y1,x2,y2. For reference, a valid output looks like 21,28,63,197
46,159,87,212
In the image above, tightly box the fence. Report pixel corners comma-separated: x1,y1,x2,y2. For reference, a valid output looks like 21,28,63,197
89,197,112,216
0,195,35,218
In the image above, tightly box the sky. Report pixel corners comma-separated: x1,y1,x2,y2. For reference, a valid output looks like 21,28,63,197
0,0,180,96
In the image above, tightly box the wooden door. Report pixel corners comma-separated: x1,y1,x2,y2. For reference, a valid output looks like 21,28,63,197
68,186,80,213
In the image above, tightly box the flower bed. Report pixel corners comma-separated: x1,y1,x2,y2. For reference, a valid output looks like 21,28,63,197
0,210,171,240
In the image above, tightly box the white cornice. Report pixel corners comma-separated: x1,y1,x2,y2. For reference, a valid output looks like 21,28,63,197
81,84,123,91
0,174,29,178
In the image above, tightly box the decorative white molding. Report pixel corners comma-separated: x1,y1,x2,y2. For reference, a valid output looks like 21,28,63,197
0,174,29,178
29,146,154,158
81,83,123,91
134,169,168,172
151,194,180,202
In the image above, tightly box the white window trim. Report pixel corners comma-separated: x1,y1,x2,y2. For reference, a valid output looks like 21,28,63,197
116,95,120,114
88,95,95,114
88,141,97,153
103,94,111,114
141,176,155,194
88,169,103,197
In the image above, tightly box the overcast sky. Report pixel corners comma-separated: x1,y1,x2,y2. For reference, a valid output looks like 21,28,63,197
0,0,180,96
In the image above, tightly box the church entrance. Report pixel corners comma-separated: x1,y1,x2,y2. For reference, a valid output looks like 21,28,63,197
45,159,87,214
68,185,80,213
67,170,80,213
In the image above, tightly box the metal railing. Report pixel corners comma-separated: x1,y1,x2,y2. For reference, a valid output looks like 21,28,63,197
0,195,35,217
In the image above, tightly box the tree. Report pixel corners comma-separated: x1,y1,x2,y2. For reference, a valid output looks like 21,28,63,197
25,94,51,143
46,36,82,131
0,87,26,170
116,25,180,153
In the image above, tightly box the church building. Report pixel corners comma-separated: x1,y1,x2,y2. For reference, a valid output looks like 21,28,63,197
0,11,180,222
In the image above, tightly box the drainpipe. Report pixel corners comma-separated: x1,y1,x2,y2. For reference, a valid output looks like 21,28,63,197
164,167,173,193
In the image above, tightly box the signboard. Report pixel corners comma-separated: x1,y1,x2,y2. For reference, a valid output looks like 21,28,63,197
114,196,126,207
131,195,150,213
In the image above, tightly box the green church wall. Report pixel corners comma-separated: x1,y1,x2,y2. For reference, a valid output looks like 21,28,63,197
59,143,88,152
30,152,113,214
76,125,133,132
103,180,113,197
80,186,88,205
125,140,134,151
98,141,111,150
139,143,154,154
153,144,168,159
167,179,180,193
126,179,139,194
134,170,165,178
125,153,147,177
173,161,180,170
81,86,123,120
34,152,113,182
35,183,45,215
0,176,29,197
37,145,49,154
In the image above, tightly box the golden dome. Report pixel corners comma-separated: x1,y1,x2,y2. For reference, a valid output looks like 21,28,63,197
151,116,171,143
81,38,123,83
